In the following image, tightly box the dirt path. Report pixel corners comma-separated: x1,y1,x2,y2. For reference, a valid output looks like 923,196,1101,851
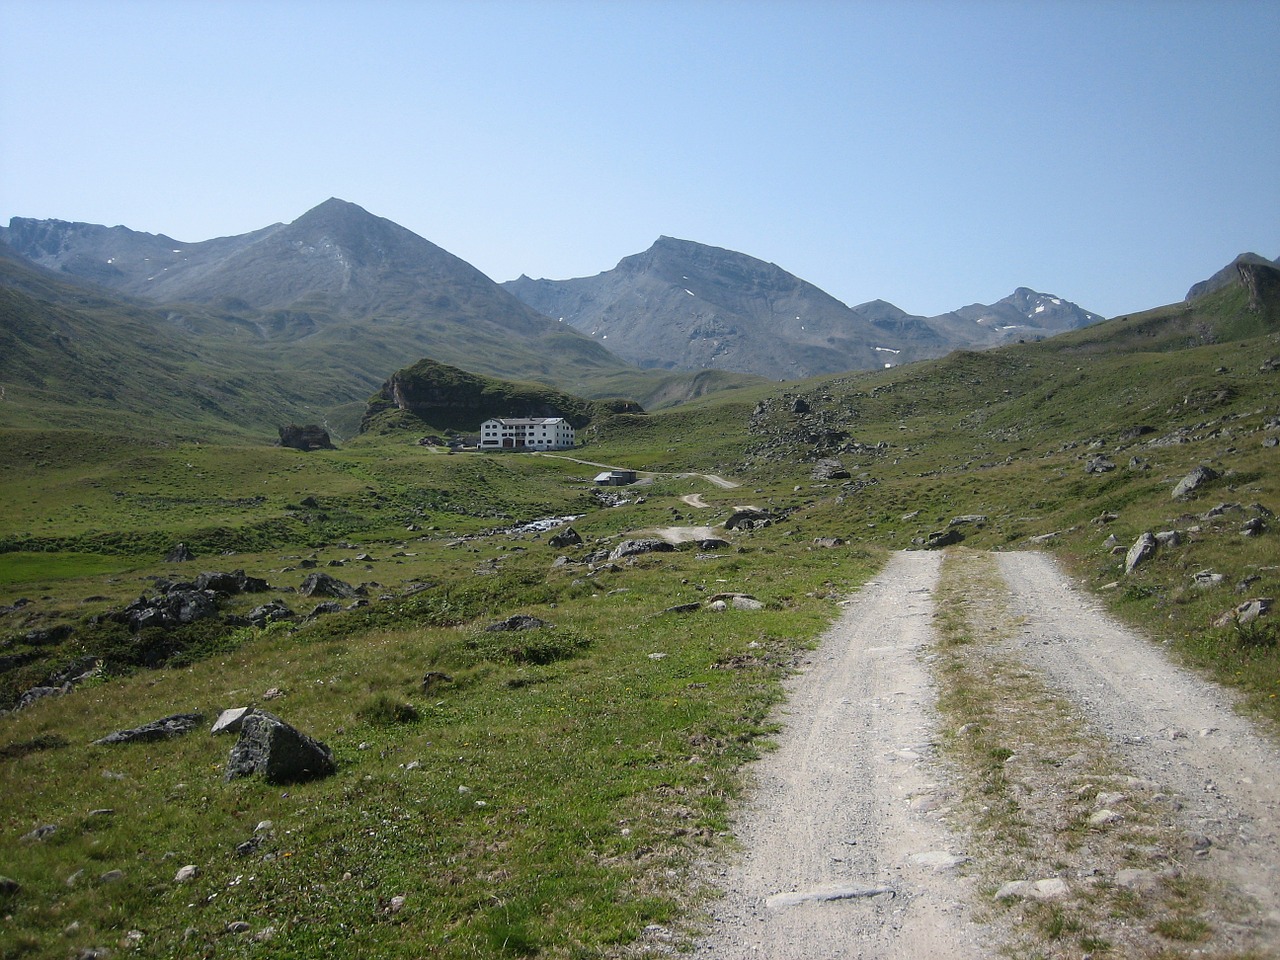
695,551,991,959
996,552,1280,933
694,551,1280,958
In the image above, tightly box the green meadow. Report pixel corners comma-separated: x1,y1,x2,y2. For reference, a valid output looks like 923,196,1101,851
1,279,1278,957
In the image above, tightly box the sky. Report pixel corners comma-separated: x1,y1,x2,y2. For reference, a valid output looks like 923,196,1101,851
2,0,1277,319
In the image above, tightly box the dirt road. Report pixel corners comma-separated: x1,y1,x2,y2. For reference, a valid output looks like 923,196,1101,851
695,552,991,958
694,550,1280,958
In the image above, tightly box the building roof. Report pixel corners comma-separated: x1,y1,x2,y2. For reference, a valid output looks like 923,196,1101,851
483,417,570,427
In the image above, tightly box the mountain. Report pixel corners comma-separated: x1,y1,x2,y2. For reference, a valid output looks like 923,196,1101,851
0,201,655,434
503,237,1103,379
1185,252,1280,301
923,287,1105,348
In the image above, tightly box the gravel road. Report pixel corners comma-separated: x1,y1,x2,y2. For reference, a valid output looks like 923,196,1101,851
695,551,991,959
997,551,1280,936
694,550,1280,958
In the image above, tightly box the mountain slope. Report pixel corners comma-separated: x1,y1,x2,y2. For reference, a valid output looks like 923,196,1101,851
504,237,1103,379
1,200,629,385
504,237,919,379
1185,251,1280,301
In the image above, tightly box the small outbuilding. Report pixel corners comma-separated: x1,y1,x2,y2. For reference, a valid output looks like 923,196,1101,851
594,469,637,486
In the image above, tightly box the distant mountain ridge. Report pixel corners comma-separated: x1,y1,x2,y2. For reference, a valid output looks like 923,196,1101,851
0,200,633,405
503,237,1104,379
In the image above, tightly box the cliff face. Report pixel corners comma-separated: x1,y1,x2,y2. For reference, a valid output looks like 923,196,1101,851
1237,260,1280,313
360,358,633,434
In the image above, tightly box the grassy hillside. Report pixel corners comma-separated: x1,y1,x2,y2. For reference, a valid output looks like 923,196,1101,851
0,253,758,441
1,275,1277,958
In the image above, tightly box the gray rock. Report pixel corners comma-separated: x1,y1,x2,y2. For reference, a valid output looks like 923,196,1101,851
725,508,771,530
924,529,963,550
298,572,357,598
1125,532,1158,574
174,865,199,883
1242,516,1267,536
1173,465,1219,500
662,602,702,615
608,539,675,562
812,459,850,481
1084,456,1115,473
997,878,1070,901
1214,597,1274,628
21,824,57,842
224,711,335,784
812,536,845,548
1116,868,1160,893
0,875,20,896
94,712,205,745
16,685,69,710
1154,530,1181,547
211,707,252,736
248,601,295,626
548,526,583,548
278,424,334,452
948,515,988,527
165,543,195,563
194,570,270,595
1191,570,1224,588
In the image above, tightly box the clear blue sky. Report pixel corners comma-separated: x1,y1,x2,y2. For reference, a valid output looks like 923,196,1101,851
2,0,1277,318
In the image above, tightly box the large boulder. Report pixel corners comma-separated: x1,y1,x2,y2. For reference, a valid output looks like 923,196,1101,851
298,572,357,599
195,570,271,595
1125,532,1158,574
124,589,218,631
224,711,335,784
278,424,335,452
548,527,583,548
1173,465,1219,500
725,508,771,531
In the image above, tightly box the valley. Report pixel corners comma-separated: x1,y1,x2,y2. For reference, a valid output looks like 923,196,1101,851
1,206,1278,958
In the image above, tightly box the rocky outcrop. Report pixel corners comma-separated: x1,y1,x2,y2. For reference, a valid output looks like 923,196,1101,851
224,711,335,784
278,424,335,451
1237,260,1280,312
725,508,772,530
360,357,624,433
94,712,205,745
609,539,676,561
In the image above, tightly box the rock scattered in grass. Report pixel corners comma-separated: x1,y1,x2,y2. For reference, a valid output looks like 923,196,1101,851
223,711,335,784
1173,464,1219,499
174,865,199,883
21,824,57,842
211,707,252,735
93,712,204,745
1124,532,1157,574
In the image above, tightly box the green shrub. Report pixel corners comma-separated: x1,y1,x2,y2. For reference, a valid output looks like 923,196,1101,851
355,693,421,725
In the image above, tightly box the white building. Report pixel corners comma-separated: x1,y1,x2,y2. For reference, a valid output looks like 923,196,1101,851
479,417,576,451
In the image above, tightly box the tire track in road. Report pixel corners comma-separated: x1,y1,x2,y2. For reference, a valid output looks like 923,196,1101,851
695,551,991,959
